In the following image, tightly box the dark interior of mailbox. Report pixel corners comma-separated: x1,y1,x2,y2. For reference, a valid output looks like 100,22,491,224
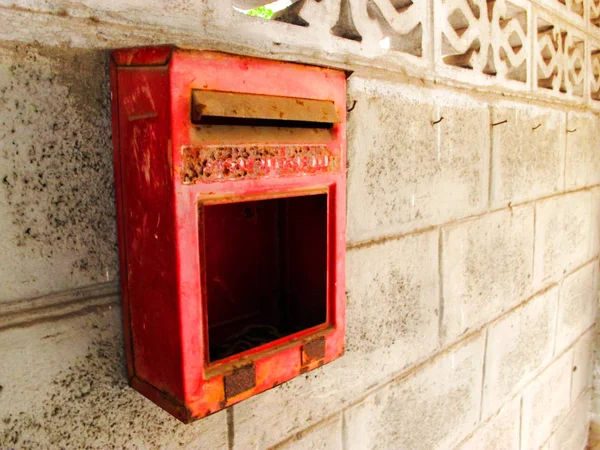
202,193,328,362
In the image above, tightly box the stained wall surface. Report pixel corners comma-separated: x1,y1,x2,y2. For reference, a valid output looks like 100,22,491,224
0,0,599,449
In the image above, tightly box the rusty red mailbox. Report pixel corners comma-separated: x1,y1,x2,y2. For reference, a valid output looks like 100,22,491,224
109,46,346,422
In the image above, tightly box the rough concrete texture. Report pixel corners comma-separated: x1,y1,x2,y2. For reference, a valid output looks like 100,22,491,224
595,318,600,423
456,396,521,450
230,350,375,449
534,191,592,288
0,0,214,33
441,206,534,342
346,77,488,243
0,306,228,449
343,334,485,450
0,0,433,81
572,329,595,404
490,105,565,208
556,262,597,353
226,235,451,449
0,1,598,447
565,112,600,190
273,415,342,450
346,231,439,374
482,287,557,417
591,187,600,259
230,233,438,449
0,43,117,302
548,390,591,450
521,350,573,450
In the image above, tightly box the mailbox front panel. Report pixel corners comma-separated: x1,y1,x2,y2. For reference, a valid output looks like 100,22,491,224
111,46,346,422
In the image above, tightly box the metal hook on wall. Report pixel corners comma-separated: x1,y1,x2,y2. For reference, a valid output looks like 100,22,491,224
491,119,508,127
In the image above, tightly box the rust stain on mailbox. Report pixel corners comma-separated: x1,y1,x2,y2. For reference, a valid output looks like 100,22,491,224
182,144,336,183
191,90,340,124
224,364,256,399
301,336,326,366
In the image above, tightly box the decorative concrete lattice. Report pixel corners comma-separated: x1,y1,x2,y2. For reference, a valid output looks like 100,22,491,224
591,0,600,29
439,0,528,82
590,41,600,101
561,0,585,18
231,0,600,105
535,13,585,97
233,0,426,56
542,0,585,21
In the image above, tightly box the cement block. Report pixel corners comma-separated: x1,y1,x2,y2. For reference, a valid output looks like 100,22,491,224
0,45,118,302
343,334,485,450
441,206,535,342
347,77,489,243
521,351,573,450
566,112,600,190
482,287,557,417
346,230,439,369
534,191,592,288
232,232,442,450
456,396,521,450
556,262,597,353
231,344,396,449
548,390,591,450
571,329,594,404
0,306,228,449
273,415,342,450
490,105,565,208
231,231,440,449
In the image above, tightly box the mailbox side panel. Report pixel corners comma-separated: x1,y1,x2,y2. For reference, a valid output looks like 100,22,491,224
111,57,188,418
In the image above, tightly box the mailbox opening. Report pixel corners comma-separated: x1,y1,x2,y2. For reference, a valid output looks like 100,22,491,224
201,192,329,363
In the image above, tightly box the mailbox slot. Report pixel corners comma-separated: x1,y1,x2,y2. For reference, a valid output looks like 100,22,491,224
192,90,340,129
201,191,329,362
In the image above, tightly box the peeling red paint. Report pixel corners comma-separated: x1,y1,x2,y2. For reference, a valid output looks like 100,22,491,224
182,144,337,183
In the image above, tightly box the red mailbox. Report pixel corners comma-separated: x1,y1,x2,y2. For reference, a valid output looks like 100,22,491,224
109,46,346,422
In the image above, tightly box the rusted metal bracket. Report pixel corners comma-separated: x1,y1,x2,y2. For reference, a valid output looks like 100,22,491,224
224,364,256,399
192,90,340,125
301,336,326,366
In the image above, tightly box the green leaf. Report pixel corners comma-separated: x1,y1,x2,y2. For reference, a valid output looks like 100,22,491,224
246,6,275,19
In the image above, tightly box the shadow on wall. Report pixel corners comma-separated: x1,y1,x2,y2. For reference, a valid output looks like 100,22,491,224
0,43,118,302
0,307,226,448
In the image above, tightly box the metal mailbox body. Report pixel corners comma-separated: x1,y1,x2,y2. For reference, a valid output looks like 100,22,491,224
109,46,346,422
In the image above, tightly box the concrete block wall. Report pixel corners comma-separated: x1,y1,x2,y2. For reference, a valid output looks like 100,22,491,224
0,0,599,449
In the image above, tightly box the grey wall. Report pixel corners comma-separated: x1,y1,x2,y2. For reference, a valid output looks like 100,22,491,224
0,1,599,449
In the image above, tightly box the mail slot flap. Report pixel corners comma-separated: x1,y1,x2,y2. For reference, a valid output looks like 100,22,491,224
192,90,340,125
